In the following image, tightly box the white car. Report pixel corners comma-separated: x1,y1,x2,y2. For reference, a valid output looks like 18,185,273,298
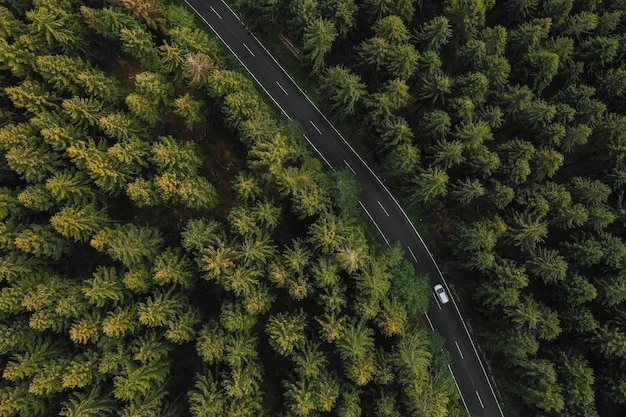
434,284,450,304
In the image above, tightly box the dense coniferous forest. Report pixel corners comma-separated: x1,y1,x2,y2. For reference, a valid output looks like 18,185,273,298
233,0,626,416
0,1,473,417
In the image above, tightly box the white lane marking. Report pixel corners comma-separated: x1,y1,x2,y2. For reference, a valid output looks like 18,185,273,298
425,312,434,330
303,134,332,168
184,2,292,121
377,200,390,217
359,201,389,245
476,391,485,408
219,0,240,21
209,5,222,19
449,365,469,411
433,293,442,310
309,120,322,135
455,341,464,359
344,160,356,175
407,245,418,263
187,3,504,414
242,42,255,56
276,81,288,95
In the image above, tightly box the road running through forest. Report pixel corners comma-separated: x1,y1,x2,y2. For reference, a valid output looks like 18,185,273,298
183,1,506,415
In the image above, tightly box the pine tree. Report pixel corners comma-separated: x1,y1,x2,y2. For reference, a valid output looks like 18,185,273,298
91,224,163,268
526,247,568,284
4,142,61,183
50,204,109,242
82,266,125,308
266,311,308,356
221,362,262,400
336,319,374,362
450,178,485,205
27,5,86,54
165,308,199,344
356,37,390,71
188,374,225,417
17,184,54,212
173,93,205,128
126,93,161,127
197,244,236,280
393,327,432,397
151,247,194,288
102,305,138,338
284,379,316,416
320,66,366,120
232,172,261,203
59,388,114,417
322,0,357,37
416,16,452,51
377,297,407,337
98,112,138,141
77,68,123,103
5,79,58,114
35,55,87,94
409,166,449,204
129,331,167,365
62,96,104,127
137,290,185,328
113,360,169,401
119,26,159,69
14,224,70,260
112,0,166,31
61,351,100,389
386,43,419,80
69,310,101,345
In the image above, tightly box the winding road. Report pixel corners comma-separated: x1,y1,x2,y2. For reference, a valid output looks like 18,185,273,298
183,1,505,416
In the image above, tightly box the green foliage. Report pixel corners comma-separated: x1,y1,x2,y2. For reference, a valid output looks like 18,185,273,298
322,169,361,215
50,204,108,242
266,311,308,356
188,374,225,417
3,1,626,416
320,65,366,120
91,224,163,267
303,18,337,74
15,223,71,260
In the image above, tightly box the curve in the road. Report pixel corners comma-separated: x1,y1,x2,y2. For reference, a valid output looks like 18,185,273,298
183,1,505,416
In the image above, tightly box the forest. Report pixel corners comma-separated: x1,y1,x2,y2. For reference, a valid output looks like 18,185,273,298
0,0,472,417
232,0,626,416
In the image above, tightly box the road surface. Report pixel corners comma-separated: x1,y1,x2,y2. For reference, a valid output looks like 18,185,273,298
183,1,505,416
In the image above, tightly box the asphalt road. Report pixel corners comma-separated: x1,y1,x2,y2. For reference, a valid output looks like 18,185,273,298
183,1,505,415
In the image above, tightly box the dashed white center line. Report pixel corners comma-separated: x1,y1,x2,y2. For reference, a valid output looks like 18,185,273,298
310,120,322,135
276,81,288,95
303,134,331,168
359,201,389,244
407,245,418,263
242,42,255,56
209,6,222,19
344,160,356,175
455,340,464,359
433,293,442,310
377,200,390,217
476,391,485,408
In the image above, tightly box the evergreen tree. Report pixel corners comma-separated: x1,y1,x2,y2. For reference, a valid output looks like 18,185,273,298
320,66,366,120
303,18,337,74
50,204,109,242
266,311,308,356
